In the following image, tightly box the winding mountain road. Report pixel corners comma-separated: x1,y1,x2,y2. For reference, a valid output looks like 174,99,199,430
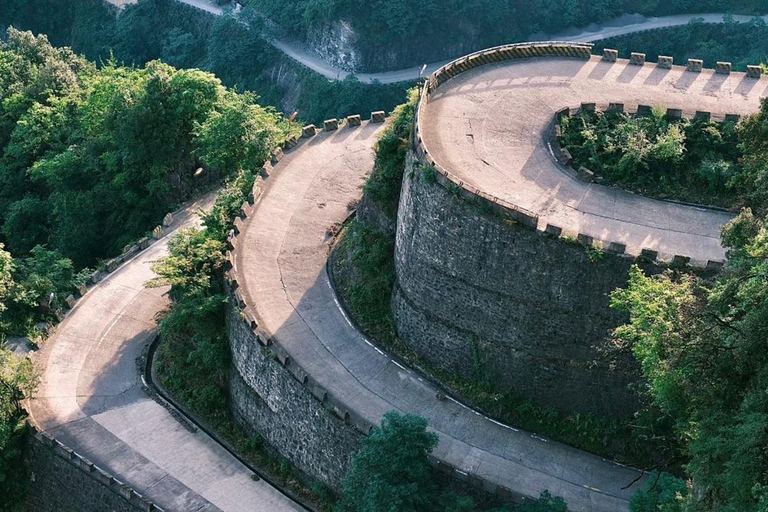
420,55,766,261
164,0,766,84
235,123,645,511
29,194,301,512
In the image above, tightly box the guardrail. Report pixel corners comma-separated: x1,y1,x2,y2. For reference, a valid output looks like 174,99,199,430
412,41,730,271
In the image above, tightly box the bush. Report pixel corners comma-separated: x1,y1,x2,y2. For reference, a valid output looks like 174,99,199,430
630,472,688,512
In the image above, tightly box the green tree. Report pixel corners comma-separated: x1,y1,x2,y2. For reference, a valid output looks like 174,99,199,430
630,472,688,512
338,411,440,512
611,210,768,511
194,91,282,174
0,346,37,510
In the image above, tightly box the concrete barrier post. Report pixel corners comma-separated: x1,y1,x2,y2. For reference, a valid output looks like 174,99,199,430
371,111,386,123
324,118,339,131
715,61,732,75
346,114,362,127
577,167,594,182
629,52,646,66
302,124,317,138
687,59,703,72
602,49,618,62
747,65,763,78
636,105,653,117
666,108,683,120
657,56,673,69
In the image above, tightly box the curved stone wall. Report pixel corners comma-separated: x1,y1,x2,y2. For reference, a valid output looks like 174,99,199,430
393,42,743,418
394,153,652,418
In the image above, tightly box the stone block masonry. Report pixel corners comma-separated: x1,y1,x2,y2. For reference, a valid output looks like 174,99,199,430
26,430,162,512
602,49,618,62
716,62,732,75
228,304,361,490
747,65,763,78
371,111,386,123
687,59,703,72
392,154,650,418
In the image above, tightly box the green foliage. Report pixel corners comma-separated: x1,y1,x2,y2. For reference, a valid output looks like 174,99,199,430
630,472,688,512
0,28,292,336
560,108,742,207
363,88,417,217
515,492,568,512
149,229,227,300
194,91,285,174
338,411,568,512
246,0,762,70
337,411,441,512
611,210,768,511
1,0,409,126
0,347,37,510
333,221,396,344
737,98,768,213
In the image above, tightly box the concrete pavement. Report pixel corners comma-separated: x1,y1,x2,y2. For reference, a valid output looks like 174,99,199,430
420,55,767,262
29,193,301,512
235,123,648,511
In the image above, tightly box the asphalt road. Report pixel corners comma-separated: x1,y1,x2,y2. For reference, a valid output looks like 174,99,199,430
234,123,648,512
420,55,767,262
29,193,301,512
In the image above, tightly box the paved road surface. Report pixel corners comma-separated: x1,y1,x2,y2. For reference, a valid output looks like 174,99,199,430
235,122,647,512
29,194,301,512
421,56,767,262
147,0,766,84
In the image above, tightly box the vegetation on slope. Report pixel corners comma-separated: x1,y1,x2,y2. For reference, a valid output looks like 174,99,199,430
338,411,568,512
560,107,743,207
592,16,768,71
612,209,768,511
0,0,410,124
0,347,36,511
246,0,765,69
561,98,768,216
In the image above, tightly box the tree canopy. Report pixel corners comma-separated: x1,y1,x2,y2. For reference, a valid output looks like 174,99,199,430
612,208,768,511
0,27,291,335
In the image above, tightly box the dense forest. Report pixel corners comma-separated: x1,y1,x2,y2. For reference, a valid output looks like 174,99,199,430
0,0,409,123
247,0,766,70
4,1,768,511
0,27,294,335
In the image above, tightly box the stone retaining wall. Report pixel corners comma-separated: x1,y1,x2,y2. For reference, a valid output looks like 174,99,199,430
393,153,653,418
26,428,162,512
226,124,371,492
393,42,734,418
225,122,526,502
